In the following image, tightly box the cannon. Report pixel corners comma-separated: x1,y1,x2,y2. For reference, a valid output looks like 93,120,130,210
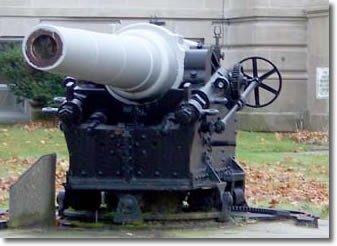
22,23,288,224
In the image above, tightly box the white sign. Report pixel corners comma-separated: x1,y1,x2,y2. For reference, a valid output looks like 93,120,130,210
316,67,329,99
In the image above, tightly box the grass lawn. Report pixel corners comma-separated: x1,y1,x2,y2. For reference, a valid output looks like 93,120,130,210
0,125,67,159
0,123,329,218
237,131,329,183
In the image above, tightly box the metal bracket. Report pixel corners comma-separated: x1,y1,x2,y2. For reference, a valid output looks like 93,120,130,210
203,152,232,222
113,194,143,224
0,209,8,230
231,206,319,228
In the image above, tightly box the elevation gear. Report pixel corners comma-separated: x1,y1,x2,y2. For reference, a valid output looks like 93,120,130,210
229,64,244,99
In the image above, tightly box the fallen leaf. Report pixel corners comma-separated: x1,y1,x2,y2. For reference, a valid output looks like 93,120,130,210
274,132,283,141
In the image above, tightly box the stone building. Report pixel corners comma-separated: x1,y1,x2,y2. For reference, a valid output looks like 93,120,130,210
0,0,329,131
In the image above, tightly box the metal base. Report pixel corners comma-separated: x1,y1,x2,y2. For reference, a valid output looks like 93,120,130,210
59,207,319,228
0,209,9,230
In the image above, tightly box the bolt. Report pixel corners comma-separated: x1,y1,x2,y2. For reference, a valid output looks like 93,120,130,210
124,197,134,208
190,71,197,78
98,171,103,176
215,77,229,89
154,171,160,176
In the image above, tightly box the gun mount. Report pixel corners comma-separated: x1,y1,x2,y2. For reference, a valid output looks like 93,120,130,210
22,23,290,224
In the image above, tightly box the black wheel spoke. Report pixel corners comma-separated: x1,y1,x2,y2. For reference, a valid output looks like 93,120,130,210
240,66,252,79
252,58,258,78
259,68,276,82
260,83,278,95
243,72,252,79
254,87,260,106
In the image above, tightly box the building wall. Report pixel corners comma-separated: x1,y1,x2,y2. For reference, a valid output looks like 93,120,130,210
219,0,329,131
305,5,329,131
0,0,329,131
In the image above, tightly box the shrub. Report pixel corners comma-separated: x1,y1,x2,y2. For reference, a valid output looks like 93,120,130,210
0,47,65,107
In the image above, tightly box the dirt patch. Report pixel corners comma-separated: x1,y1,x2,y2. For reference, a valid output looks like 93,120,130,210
241,160,329,209
0,158,68,205
280,131,329,145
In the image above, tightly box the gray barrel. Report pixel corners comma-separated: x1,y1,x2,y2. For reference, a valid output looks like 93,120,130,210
23,23,192,103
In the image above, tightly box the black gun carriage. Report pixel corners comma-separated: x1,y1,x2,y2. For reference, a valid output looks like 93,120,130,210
22,23,317,226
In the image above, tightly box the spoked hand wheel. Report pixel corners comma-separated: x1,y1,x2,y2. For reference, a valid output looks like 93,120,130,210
239,56,282,108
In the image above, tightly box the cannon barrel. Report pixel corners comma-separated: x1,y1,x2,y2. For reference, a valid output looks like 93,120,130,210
23,23,190,102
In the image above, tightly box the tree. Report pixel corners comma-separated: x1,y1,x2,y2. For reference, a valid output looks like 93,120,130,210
0,47,64,107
